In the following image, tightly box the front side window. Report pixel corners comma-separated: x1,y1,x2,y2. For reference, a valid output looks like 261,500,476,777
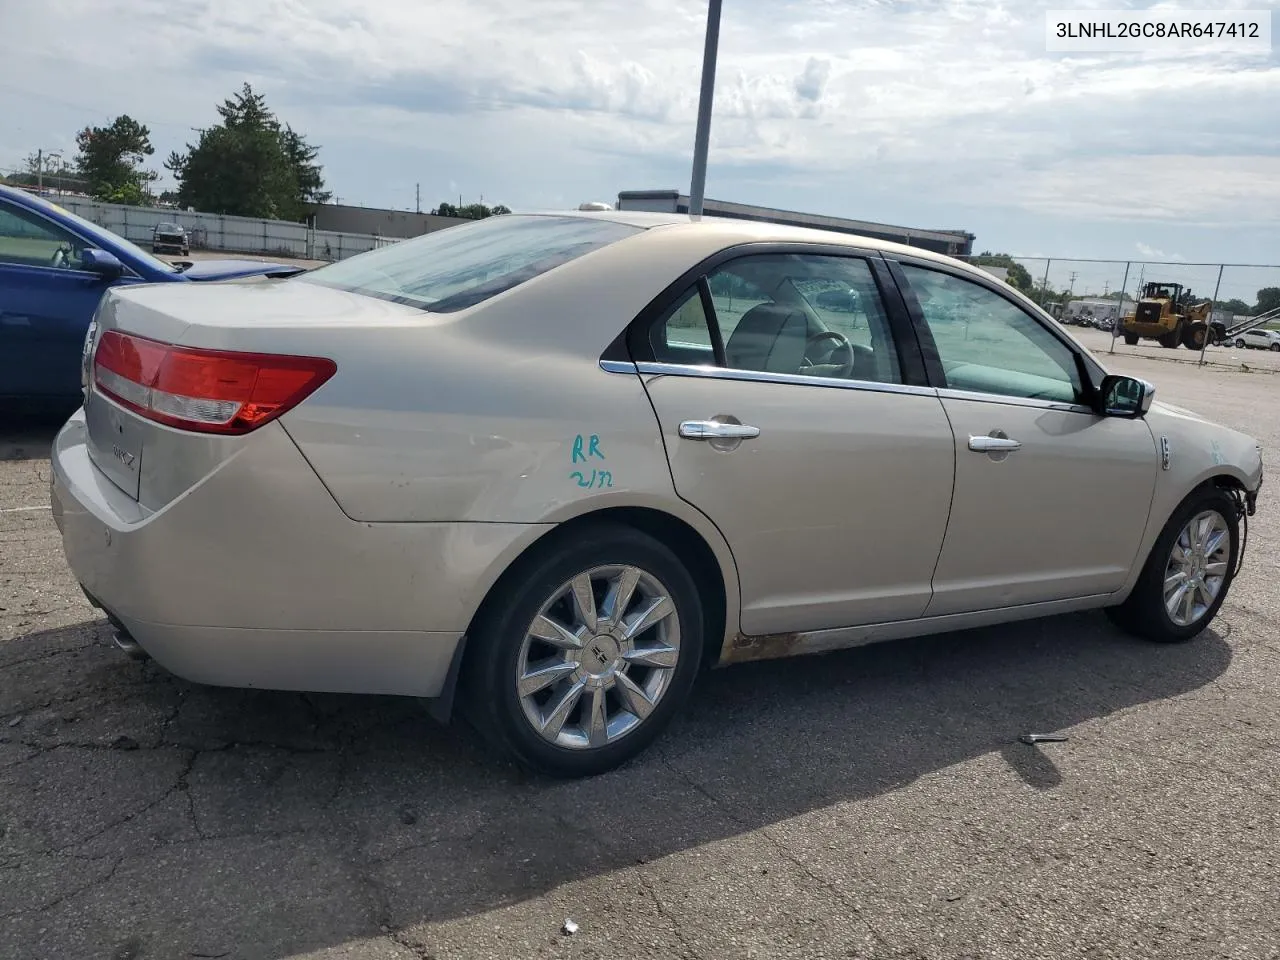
900,264,1085,404
653,253,904,384
0,201,87,270
298,214,642,313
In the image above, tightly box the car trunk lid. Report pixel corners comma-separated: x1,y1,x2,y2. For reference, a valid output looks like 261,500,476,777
83,280,411,509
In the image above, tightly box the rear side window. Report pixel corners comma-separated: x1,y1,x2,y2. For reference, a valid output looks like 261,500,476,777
651,253,904,384
298,215,642,313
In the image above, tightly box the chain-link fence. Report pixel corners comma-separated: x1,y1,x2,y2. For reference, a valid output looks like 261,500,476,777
960,256,1280,367
2,184,406,263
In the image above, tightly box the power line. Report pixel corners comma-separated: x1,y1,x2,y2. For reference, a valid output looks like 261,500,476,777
0,82,202,135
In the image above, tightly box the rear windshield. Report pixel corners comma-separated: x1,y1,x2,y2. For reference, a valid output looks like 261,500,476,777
296,214,642,312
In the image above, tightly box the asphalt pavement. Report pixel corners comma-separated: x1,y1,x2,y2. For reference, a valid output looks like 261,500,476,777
2,353,1278,960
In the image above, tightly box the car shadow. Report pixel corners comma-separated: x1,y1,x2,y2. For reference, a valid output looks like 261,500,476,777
0,405,72,462
0,611,1232,958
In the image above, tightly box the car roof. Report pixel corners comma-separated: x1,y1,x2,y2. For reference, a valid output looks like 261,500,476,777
518,208,966,271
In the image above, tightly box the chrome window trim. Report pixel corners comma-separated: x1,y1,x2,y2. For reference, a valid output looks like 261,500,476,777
599,359,638,374
602,358,938,398
936,386,1095,415
599,358,1095,412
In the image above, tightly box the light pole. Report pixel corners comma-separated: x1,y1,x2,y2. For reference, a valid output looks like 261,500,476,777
688,0,723,219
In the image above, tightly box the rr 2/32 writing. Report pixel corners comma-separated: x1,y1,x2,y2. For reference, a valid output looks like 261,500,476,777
571,469,614,489
570,433,612,488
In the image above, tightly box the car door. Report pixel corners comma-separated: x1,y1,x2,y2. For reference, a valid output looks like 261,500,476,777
0,198,120,399
630,248,956,636
888,258,1159,617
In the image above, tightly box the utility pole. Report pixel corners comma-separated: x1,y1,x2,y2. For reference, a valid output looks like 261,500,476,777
688,0,723,218
415,183,420,214
36,149,42,191
1068,271,1078,298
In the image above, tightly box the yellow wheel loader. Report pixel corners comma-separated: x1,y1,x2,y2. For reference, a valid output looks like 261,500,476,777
1119,282,1225,350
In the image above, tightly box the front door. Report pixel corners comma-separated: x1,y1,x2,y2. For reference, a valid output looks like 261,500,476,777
0,198,116,399
635,251,956,636
892,261,1159,616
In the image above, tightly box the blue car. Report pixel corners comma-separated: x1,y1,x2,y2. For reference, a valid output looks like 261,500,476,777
0,184,306,403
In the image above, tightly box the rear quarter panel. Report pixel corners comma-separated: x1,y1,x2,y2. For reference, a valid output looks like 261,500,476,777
276,225,748,640
277,226,735,527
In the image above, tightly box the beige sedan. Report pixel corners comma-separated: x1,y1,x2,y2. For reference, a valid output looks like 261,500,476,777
51,211,1264,777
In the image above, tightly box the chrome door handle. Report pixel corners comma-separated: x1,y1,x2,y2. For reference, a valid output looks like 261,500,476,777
679,420,761,441
968,435,1022,452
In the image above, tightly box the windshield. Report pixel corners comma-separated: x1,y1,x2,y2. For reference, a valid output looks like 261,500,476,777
28,193,178,274
297,214,642,312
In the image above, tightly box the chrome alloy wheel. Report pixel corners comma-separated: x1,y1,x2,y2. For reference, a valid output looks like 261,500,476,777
1163,509,1231,627
515,564,681,750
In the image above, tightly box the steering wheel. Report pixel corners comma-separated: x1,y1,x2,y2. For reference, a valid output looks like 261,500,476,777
801,330,855,378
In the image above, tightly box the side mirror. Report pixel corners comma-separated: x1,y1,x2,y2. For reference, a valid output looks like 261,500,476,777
1099,374,1154,418
80,248,124,279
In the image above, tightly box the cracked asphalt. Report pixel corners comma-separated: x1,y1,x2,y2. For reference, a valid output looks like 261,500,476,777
2,353,1279,960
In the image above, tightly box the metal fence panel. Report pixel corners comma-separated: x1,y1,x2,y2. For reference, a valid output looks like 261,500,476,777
42,196,395,262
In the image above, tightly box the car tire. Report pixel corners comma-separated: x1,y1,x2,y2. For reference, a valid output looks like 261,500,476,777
461,523,704,778
1124,334,1140,346
1270,343,1280,352
1235,338,1246,348
1105,485,1238,644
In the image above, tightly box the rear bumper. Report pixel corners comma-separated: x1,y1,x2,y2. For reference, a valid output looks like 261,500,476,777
50,410,548,697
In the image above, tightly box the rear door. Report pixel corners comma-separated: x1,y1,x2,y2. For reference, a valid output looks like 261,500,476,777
888,257,1158,616
632,247,956,636
0,197,127,399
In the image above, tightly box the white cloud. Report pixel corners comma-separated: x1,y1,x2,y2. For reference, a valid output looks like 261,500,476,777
1135,242,1184,262
0,0,1277,260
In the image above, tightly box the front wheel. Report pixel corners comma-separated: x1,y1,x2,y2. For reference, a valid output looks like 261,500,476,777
462,524,704,777
1106,486,1238,643
1271,343,1280,352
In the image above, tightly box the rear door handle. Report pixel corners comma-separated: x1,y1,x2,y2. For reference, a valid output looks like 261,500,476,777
679,420,761,441
968,435,1022,452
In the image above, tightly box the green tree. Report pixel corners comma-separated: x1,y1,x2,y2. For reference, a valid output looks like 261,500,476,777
1254,287,1280,316
1219,298,1251,316
969,252,1034,294
281,125,331,209
165,83,328,220
431,201,510,219
74,115,157,204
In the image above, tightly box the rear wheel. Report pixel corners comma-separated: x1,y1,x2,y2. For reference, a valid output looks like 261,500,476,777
1182,323,1207,350
462,524,704,777
1157,330,1180,349
1106,486,1238,643
1235,338,1246,348
1271,343,1280,352
1123,333,1140,346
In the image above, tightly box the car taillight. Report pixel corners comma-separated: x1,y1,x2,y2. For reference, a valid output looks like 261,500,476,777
93,330,336,435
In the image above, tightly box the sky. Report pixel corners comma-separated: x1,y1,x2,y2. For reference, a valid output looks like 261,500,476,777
1,0,1278,301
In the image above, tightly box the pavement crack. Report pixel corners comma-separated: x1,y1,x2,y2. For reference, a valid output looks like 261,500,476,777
663,754,909,959
636,869,704,960
0,853,123,920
